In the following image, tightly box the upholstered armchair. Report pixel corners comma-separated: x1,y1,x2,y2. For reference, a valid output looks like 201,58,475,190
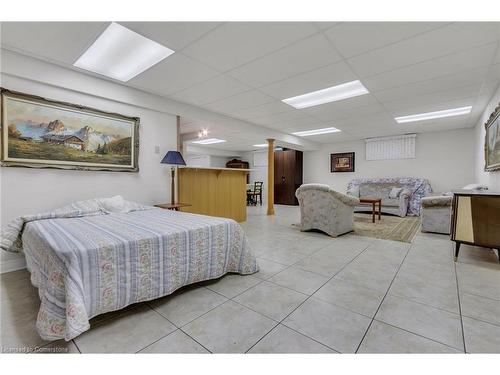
295,184,360,237
421,195,452,234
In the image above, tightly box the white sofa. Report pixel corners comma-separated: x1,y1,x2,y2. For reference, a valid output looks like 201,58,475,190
295,183,359,237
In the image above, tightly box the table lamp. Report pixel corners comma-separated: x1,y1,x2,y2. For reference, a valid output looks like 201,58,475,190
161,150,186,205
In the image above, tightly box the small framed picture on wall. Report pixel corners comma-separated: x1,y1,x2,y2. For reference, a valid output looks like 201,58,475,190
330,152,355,172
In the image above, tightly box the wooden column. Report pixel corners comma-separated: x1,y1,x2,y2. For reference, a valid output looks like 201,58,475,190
267,138,275,215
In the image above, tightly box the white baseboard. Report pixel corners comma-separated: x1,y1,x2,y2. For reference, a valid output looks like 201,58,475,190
0,258,27,274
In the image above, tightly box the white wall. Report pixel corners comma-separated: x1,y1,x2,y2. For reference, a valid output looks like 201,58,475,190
0,60,178,272
474,85,500,191
303,129,475,194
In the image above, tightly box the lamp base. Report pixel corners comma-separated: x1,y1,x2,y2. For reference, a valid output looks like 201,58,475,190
171,167,176,205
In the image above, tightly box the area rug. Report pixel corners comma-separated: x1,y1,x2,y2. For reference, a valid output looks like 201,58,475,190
352,213,420,243
292,213,420,243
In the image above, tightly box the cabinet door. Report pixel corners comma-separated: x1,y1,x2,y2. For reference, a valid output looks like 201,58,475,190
274,150,284,204
283,150,297,204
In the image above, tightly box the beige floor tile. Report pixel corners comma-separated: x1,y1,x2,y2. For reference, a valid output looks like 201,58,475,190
182,301,275,353
139,330,208,353
205,274,261,299
358,321,461,353
283,297,371,353
149,286,227,327
269,267,329,295
314,278,385,317
74,305,176,353
234,281,308,321
249,324,336,353
460,293,500,326
462,317,500,353
375,295,463,350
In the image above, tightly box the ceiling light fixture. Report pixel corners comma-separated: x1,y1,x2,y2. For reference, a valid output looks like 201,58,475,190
395,106,472,123
282,80,369,109
191,138,226,145
198,129,209,138
253,144,268,148
74,22,175,82
292,127,341,137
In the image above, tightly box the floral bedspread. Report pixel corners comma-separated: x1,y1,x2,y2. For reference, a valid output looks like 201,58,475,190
346,177,432,216
20,208,258,341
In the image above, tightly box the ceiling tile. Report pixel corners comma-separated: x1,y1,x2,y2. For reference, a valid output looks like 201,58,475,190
182,22,318,72
227,33,342,88
363,42,497,92
118,22,221,51
229,100,293,120
396,116,472,133
202,90,275,114
251,109,313,126
170,74,250,105
128,52,219,96
325,22,448,58
259,61,357,99
0,22,107,65
372,66,490,103
381,84,481,113
347,22,500,78
388,97,476,118
302,95,382,122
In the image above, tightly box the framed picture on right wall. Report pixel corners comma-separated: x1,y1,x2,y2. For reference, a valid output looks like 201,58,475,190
330,152,355,172
485,102,500,172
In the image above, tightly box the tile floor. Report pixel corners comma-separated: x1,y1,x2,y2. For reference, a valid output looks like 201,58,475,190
1,205,499,353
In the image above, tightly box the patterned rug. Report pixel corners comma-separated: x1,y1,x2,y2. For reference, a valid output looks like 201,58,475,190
353,213,420,243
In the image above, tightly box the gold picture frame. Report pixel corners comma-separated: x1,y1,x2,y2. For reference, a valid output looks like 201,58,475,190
1,88,139,172
485,102,500,172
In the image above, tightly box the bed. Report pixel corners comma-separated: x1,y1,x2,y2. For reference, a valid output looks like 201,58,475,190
1,199,258,341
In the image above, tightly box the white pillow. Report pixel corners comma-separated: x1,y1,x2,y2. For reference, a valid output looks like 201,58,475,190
99,195,128,213
462,184,488,191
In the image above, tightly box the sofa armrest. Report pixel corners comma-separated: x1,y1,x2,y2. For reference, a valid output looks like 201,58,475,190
330,190,360,206
421,195,452,207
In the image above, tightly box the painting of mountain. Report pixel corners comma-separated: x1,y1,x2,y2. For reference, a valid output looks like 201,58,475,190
1,89,139,172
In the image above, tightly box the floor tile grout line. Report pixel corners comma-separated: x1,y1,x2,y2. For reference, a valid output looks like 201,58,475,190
354,243,412,353
370,318,464,352
453,261,466,353
245,241,373,353
177,328,213,354
71,339,82,354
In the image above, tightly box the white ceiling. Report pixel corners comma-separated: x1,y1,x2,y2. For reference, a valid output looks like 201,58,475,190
1,21,500,151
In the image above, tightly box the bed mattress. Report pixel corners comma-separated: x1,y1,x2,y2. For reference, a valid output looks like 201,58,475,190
21,208,258,340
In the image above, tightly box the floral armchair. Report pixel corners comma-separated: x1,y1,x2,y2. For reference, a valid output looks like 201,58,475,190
295,184,359,237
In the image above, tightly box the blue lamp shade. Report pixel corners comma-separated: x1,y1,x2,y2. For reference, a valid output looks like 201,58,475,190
161,150,186,165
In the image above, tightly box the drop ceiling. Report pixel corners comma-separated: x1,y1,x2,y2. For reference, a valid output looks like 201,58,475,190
1,21,499,151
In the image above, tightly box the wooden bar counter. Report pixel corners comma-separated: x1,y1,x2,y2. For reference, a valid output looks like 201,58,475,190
177,166,250,222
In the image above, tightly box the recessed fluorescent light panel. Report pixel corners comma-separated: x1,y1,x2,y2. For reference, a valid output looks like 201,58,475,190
395,106,472,123
282,80,369,109
74,22,174,82
253,144,268,147
192,138,226,145
292,127,341,137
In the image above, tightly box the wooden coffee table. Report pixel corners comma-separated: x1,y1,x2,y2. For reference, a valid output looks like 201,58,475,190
359,198,382,223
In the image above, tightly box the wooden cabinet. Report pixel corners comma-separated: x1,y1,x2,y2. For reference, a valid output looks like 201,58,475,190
274,149,303,205
178,167,249,222
451,191,500,262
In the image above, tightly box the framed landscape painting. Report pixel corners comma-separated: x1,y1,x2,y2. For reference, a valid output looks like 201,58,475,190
485,102,500,172
331,152,355,172
1,88,139,172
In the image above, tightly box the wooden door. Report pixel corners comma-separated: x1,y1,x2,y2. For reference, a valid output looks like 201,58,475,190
274,150,285,204
283,150,297,204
